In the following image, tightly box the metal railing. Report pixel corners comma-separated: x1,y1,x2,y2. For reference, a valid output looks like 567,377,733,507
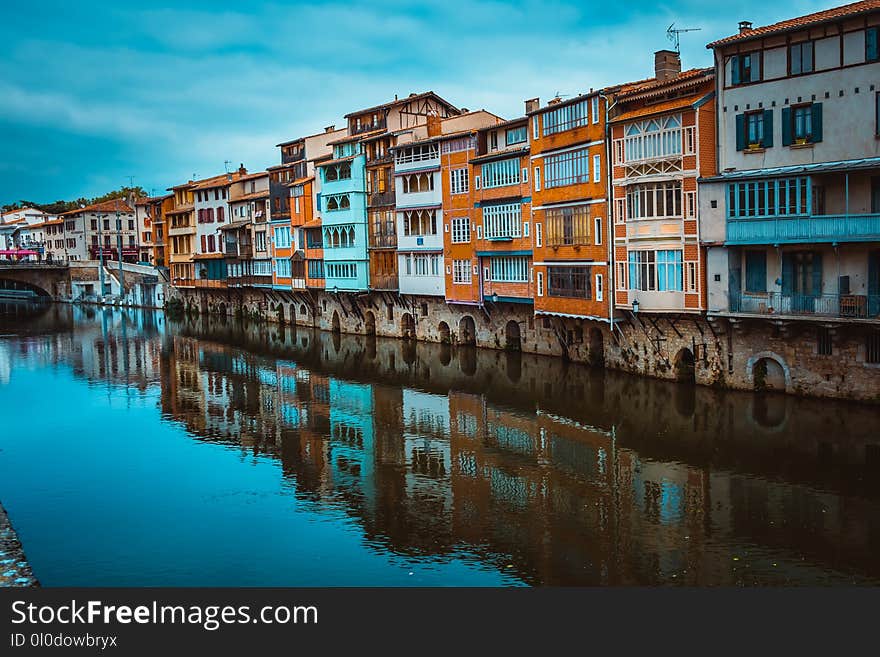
369,233,397,248
731,291,880,320
727,213,880,244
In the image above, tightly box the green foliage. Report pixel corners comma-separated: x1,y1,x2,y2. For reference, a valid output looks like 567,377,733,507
2,186,148,215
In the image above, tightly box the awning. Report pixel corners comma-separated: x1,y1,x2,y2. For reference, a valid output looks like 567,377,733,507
701,156,880,182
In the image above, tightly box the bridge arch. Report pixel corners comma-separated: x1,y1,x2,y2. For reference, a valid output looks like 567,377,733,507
0,277,52,298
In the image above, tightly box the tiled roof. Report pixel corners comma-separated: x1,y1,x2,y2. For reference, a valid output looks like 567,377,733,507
706,0,880,48
61,199,134,216
611,93,707,123
470,146,529,165
343,91,459,119
231,190,269,202
616,68,713,101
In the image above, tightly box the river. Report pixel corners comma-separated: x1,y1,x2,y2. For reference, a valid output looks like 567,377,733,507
0,302,878,586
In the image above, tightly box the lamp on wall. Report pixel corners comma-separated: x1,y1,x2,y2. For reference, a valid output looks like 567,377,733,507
491,292,499,303
632,299,640,314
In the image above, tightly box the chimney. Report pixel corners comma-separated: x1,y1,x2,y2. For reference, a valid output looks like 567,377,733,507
325,124,335,133
427,113,441,137
739,20,753,33
238,164,247,176
525,97,540,114
654,49,681,82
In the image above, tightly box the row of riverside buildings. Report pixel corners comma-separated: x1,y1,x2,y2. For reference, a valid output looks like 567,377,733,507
45,2,880,400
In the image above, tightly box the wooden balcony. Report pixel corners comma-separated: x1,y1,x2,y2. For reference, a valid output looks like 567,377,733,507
727,213,880,245
194,279,227,289
370,273,398,290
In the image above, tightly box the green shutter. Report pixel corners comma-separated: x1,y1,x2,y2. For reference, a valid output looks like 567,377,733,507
811,102,823,143
730,55,740,85
763,109,774,147
735,113,746,151
811,252,823,296
867,27,879,62
781,253,794,295
781,107,793,146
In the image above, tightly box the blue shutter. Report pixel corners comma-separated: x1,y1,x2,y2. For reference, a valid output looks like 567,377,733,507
781,253,795,296
867,27,879,62
762,109,774,147
730,55,740,85
781,107,793,146
811,103,823,143
811,252,823,296
745,251,767,293
735,113,746,151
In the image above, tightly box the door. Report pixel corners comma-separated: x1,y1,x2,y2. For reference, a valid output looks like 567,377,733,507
869,250,880,317
871,177,880,213
784,251,822,313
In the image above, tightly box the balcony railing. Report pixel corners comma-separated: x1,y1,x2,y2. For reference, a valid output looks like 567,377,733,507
370,274,398,290
351,118,386,135
228,274,273,287
727,213,880,245
368,191,396,208
730,291,880,320
194,279,227,289
225,243,253,259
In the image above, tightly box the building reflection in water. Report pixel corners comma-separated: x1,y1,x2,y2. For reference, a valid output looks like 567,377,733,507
3,304,880,585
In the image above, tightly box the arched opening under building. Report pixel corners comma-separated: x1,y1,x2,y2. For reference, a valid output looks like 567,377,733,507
458,315,476,346
365,311,376,336
753,356,786,391
438,321,451,344
331,311,341,334
401,313,415,340
217,302,227,317
673,347,696,384
589,327,605,367
505,320,521,351
276,303,285,325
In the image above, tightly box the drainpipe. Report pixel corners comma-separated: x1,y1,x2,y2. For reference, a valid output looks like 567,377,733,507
600,90,619,337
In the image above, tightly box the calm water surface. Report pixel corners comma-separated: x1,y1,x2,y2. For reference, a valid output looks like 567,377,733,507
1,303,879,586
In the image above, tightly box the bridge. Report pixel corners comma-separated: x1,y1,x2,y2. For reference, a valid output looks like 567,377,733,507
0,262,71,299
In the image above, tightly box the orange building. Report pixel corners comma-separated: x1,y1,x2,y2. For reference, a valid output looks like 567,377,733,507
610,52,715,315
528,92,610,330
471,118,534,310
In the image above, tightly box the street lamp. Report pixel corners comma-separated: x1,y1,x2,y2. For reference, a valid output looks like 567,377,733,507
89,205,108,297
632,299,640,314
491,292,499,303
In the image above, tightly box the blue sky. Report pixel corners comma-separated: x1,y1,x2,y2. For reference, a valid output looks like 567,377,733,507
0,0,833,205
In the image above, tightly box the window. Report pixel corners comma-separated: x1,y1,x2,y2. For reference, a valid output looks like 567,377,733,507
482,203,522,239
200,235,206,252
545,205,590,246
532,115,540,138
207,235,215,252
273,226,291,248
747,111,763,146
523,221,529,238
727,177,810,217
307,259,324,279
402,209,437,236
544,148,590,187
323,224,356,248
396,143,438,164
536,271,544,296
622,115,682,163
817,327,832,356
489,256,529,282
789,41,814,75
535,222,542,247
731,51,761,85
522,168,529,184
481,158,520,188
614,198,626,224
877,92,880,136
441,136,475,154
90,219,97,230
450,168,469,194
594,217,602,245
868,27,879,62
452,259,471,284
542,100,589,135
401,172,434,193
217,206,224,223
595,274,603,302
685,191,697,218
325,194,351,212
867,331,880,364
591,96,599,124
451,217,470,243
782,103,822,145
744,250,767,293
490,131,498,150
275,258,292,278
534,167,541,191
253,260,272,276
626,182,682,219
684,126,695,154
616,262,627,289
593,154,601,183
404,253,441,277
628,250,682,291
547,266,591,298
326,262,357,279
506,126,527,145
686,262,697,292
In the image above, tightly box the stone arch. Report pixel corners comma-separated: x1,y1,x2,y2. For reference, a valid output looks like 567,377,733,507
217,301,227,316
331,310,341,333
276,302,285,324
364,311,376,336
673,347,696,384
504,320,521,351
589,327,605,367
748,351,790,391
458,315,476,346
438,321,451,344
0,277,51,298
401,312,416,340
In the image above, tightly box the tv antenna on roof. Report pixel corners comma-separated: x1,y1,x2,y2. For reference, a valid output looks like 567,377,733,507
224,160,232,173
667,23,701,53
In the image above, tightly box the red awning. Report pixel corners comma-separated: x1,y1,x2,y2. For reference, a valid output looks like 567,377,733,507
0,250,39,256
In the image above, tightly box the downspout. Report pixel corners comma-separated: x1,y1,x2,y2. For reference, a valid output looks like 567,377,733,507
600,90,619,337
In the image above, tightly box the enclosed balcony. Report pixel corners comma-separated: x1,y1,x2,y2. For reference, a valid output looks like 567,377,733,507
731,291,880,321
722,162,880,245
